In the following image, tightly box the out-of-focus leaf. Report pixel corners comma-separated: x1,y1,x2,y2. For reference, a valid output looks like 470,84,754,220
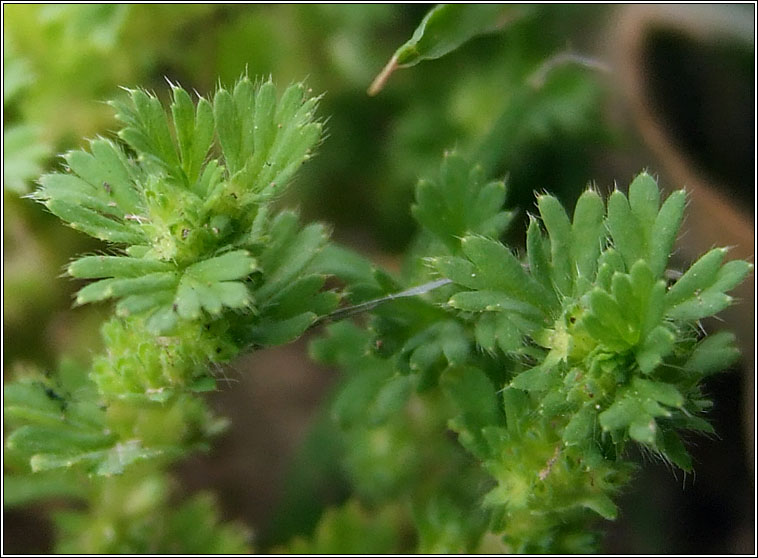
277,500,401,554
3,125,50,194
369,4,528,95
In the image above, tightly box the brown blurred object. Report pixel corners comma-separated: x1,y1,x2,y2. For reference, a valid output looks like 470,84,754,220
609,3,755,469
177,336,336,543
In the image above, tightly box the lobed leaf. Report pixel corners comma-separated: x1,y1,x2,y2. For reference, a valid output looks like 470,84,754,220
3,471,88,507
76,273,178,305
256,222,329,301
683,331,741,378
658,430,692,471
252,80,278,166
69,255,173,279
30,440,170,476
441,365,502,458
4,124,50,194
627,173,660,237
46,199,146,244
262,274,326,319
184,250,257,283
461,235,553,313
412,154,512,252
116,290,174,318
562,405,596,446
665,249,751,321
537,194,572,296
581,493,618,521
510,363,561,392
113,90,180,181
570,190,605,284
665,248,726,307
448,290,542,318
7,425,114,455
606,189,643,271
635,325,675,374
526,217,552,291
63,139,142,213
210,281,252,310
247,312,317,347
480,312,534,354
648,190,685,277
213,88,241,175
170,86,214,186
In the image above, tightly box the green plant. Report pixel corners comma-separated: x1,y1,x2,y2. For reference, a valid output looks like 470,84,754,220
4,6,752,554
5,75,331,552
283,152,750,553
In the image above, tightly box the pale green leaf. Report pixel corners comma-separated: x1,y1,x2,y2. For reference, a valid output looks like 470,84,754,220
526,217,552,291
3,471,88,507
665,248,726,307
8,425,113,455
606,190,642,270
448,290,541,318
570,189,605,283
75,273,177,305
627,172,660,236
461,235,553,312
667,291,733,321
210,281,251,310
537,194,572,295
46,199,145,244
635,325,675,374
629,416,657,444
252,80,277,165
185,250,257,283
69,255,173,279
632,377,683,408
684,331,740,377
116,290,174,317
649,189,686,277
213,89,240,174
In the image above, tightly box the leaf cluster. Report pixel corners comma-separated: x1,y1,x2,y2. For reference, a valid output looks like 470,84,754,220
32,76,328,339
432,173,750,464
309,154,751,552
5,75,335,553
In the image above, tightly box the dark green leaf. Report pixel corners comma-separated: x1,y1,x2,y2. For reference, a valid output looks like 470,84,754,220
562,405,596,446
248,312,317,347
658,430,692,471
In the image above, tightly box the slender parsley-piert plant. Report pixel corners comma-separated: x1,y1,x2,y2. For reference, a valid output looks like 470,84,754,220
298,153,752,553
423,166,752,551
5,75,335,552
34,75,333,399
4,72,752,553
